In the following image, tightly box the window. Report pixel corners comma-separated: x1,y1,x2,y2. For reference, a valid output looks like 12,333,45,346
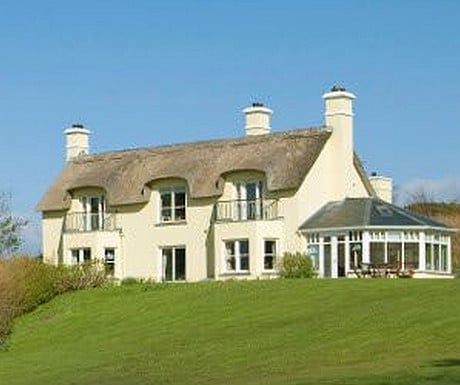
349,242,362,269
236,181,263,220
71,248,91,264
307,244,320,271
425,232,450,272
387,242,402,265
104,248,115,276
370,243,385,265
404,243,419,270
425,243,433,270
433,245,440,270
441,245,448,272
162,246,186,281
264,240,277,270
81,196,105,231
224,240,249,272
160,187,186,222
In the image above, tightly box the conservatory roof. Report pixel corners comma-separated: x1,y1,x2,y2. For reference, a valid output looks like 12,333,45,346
300,198,452,231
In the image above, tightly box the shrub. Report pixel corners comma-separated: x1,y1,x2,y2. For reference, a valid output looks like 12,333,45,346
0,257,107,346
121,277,141,285
279,252,316,279
54,261,107,293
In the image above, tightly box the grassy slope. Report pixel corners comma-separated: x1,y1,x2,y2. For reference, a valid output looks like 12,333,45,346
1,280,459,385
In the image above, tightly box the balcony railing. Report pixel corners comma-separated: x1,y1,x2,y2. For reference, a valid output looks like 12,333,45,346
214,199,279,222
64,212,119,233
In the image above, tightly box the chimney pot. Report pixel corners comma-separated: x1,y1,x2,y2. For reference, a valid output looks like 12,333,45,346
331,84,346,92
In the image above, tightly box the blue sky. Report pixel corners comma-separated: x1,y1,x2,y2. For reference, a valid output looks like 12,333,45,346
0,0,459,254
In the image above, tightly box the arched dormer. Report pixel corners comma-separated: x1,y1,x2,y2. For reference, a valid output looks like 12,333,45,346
65,186,116,233
67,186,108,213
215,169,280,222
219,169,267,201
146,177,189,224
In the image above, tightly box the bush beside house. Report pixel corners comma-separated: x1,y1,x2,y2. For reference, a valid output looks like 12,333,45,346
279,252,316,278
0,257,106,346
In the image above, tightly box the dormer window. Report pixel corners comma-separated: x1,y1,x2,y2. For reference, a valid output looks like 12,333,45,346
160,187,186,223
79,195,105,231
236,181,263,220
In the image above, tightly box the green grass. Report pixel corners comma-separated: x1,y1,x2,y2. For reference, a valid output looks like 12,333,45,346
1,279,460,385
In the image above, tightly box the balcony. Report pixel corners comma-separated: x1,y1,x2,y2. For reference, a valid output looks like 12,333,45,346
64,212,119,233
214,199,279,222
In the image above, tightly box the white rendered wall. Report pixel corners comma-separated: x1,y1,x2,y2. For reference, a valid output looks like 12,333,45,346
42,211,65,265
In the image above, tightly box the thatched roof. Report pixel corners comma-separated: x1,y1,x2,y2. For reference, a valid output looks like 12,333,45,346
300,198,451,231
37,127,373,212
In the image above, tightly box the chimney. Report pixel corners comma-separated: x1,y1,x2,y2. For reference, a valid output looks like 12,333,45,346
64,124,90,161
322,85,356,199
369,173,393,203
243,103,272,136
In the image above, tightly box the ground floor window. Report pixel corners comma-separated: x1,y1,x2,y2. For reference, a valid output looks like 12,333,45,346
162,246,186,281
370,241,415,269
104,248,115,276
404,243,419,269
71,248,91,264
370,242,385,265
307,245,320,271
349,243,362,269
425,238,449,272
224,239,249,272
323,237,332,278
264,240,277,270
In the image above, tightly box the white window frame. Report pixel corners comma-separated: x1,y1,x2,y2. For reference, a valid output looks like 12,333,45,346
223,239,249,273
263,239,277,271
159,187,187,223
236,181,263,220
70,248,91,265
424,232,450,272
161,246,186,281
81,195,105,231
104,247,115,271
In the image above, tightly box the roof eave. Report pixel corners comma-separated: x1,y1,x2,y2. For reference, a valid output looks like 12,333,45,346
300,225,455,233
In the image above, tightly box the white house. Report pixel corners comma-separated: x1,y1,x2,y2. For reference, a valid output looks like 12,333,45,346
37,86,454,280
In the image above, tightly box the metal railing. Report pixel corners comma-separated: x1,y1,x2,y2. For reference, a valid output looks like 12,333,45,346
64,212,119,233
214,199,279,222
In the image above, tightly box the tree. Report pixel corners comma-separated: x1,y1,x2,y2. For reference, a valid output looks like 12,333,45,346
0,193,28,257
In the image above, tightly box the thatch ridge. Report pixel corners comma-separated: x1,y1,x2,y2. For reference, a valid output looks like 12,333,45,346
37,127,351,211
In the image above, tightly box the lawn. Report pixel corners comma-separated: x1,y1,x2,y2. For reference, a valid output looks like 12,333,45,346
1,279,459,385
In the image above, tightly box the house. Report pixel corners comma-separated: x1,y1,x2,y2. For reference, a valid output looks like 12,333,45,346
37,86,454,280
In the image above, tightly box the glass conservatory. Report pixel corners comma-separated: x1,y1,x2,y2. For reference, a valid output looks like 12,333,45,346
300,198,454,278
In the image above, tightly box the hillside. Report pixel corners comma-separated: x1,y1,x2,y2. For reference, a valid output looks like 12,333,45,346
1,280,460,385
406,201,460,269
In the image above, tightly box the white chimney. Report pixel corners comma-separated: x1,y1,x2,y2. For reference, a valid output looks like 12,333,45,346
65,124,90,161
322,85,356,199
243,103,273,136
369,174,393,203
